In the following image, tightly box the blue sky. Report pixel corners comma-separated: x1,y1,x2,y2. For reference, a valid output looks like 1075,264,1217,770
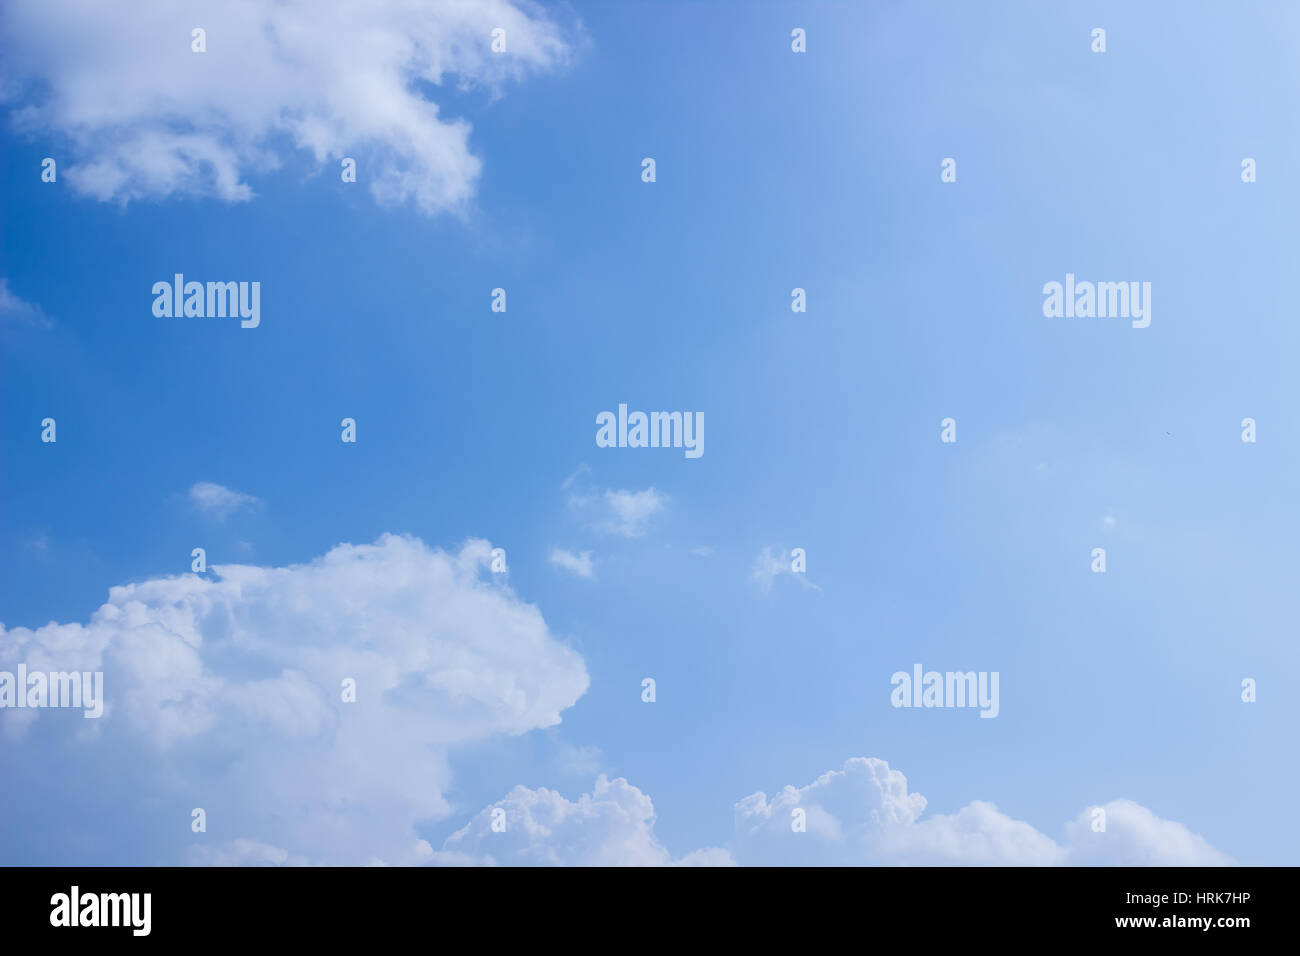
1,0,1296,866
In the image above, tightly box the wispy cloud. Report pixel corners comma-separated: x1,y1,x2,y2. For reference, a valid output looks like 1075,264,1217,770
188,481,259,521
568,488,668,538
549,548,594,579
599,489,667,537
750,546,820,593
564,468,668,539
0,279,51,327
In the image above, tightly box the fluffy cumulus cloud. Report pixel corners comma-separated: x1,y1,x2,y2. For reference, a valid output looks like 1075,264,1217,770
0,0,574,213
0,534,1231,867
439,758,1232,867
0,534,588,864
1062,799,1234,867
734,759,1232,866
434,775,734,867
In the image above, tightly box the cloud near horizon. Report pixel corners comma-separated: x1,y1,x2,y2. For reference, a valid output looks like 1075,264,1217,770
428,758,1232,867
0,534,589,865
432,775,733,867
0,538,1231,867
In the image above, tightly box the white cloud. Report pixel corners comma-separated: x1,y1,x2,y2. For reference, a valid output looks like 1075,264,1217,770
672,847,738,867
191,838,305,867
732,758,1233,866
1,0,575,214
549,547,594,578
734,757,932,864
434,775,734,867
560,465,591,490
750,546,819,592
0,279,49,326
0,536,1231,867
188,481,258,520
875,800,1066,866
25,531,51,556
1063,799,1234,866
562,471,667,538
0,534,589,864
587,488,666,537
439,758,1233,867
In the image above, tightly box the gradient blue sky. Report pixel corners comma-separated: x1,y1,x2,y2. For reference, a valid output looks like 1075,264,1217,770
2,0,1296,865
